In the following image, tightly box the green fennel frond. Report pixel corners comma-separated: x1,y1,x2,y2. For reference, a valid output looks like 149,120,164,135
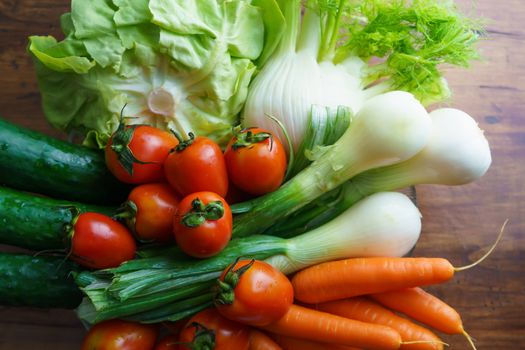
341,0,484,104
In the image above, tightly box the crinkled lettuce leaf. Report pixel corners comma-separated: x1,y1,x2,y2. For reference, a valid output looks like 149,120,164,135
28,0,285,148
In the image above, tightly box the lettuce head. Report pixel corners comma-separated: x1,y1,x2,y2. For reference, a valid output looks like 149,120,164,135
28,0,284,147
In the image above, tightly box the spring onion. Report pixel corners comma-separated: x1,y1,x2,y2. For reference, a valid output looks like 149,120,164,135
268,107,492,236
76,191,421,324
232,90,431,238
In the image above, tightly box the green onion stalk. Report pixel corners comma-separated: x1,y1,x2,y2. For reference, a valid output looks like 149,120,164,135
76,191,422,324
265,108,492,237
232,91,432,238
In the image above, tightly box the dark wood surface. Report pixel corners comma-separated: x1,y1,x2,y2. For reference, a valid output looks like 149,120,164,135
1,0,524,349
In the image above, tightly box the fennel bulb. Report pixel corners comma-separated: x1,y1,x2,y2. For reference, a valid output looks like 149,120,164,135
265,191,421,274
233,91,431,238
242,0,482,153
28,0,284,147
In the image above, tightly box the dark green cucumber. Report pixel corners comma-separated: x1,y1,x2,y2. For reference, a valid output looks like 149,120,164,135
0,252,83,309
0,186,116,250
0,118,128,204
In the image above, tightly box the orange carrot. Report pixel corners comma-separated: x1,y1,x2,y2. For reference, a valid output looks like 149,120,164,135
313,297,444,350
272,334,362,350
292,223,506,304
292,257,455,303
249,330,283,350
260,304,403,350
371,287,476,349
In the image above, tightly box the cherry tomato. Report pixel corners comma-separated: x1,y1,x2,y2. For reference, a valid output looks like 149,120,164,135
164,133,228,197
81,319,158,350
118,183,180,242
154,334,180,350
178,308,250,350
70,212,136,269
224,128,287,196
214,259,294,326
173,192,232,258
105,124,178,184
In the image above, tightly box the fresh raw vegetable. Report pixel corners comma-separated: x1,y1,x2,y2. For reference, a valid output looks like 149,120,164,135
80,319,159,350
264,191,421,274
260,304,403,350
173,191,232,258
243,0,481,152
70,212,137,269
224,127,287,195
105,122,177,184
266,107,492,237
28,0,283,147
233,91,431,237
371,288,475,347
75,191,421,323
0,186,115,250
249,330,282,350
178,308,251,350
116,183,179,242
314,297,443,350
292,257,467,304
214,259,293,326
0,252,82,309
0,118,128,204
164,134,229,197
292,221,505,303
292,257,456,304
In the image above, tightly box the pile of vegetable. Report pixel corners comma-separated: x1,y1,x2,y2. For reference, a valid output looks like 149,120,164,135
0,0,501,349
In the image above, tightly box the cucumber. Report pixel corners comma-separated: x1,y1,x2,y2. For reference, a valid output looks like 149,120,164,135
0,118,128,204
0,186,116,250
0,252,83,309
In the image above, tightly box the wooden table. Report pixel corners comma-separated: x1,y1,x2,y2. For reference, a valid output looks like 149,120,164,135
1,1,524,349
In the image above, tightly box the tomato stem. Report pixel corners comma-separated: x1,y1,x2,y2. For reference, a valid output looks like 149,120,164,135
187,322,216,350
181,198,224,228
171,131,196,152
113,200,138,233
232,127,272,150
213,258,255,306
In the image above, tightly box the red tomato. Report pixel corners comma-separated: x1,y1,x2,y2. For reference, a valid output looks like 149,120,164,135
120,183,180,242
154,334,180,350
105,124,178,184
214,259,294,326
81,319,158,350
164,133,228,197
224,128,287,196
70,212,136,269
178,308,250,350
173,192,232,258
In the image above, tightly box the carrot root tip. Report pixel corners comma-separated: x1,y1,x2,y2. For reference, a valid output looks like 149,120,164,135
463,329,478,350
454,219,508,272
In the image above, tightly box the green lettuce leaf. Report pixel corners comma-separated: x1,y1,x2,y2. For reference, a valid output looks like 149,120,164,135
28,0,285,148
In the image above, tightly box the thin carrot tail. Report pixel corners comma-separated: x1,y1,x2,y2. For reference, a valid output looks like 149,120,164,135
455,219,508,272
463,330,477,350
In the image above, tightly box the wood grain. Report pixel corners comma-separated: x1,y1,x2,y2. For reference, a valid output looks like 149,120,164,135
0,0,524,349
